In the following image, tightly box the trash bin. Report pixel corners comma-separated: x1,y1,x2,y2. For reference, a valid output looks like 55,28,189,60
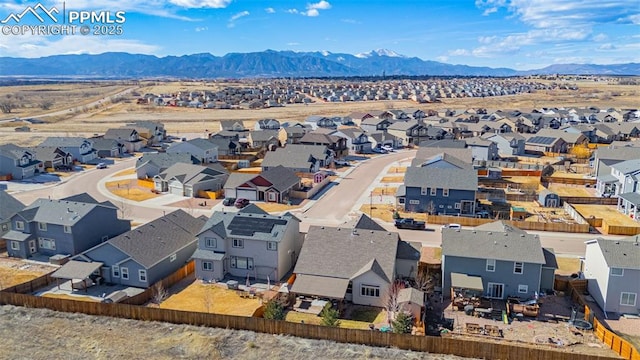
464,305,474,316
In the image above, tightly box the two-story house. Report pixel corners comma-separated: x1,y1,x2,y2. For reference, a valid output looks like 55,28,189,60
167,138,219,164
38,137,97,163
442,221,557,299
360,117,393,133
608,159,640,221
262,144,332,173
299,132,348,159
254,119,281,130
68,210,205,288
398,153,477,215
4,195,130,259
153,163,228,197
482,133,526,156
387,121,428,147
28,146,74,171
128,121,166,146
0,190,24,238
246,129,284,149
336,128,372,154
583,237,640,315
91,138,126,158
0,144,41,179
191,206,302,281
103,128,144,153
464,137,499,161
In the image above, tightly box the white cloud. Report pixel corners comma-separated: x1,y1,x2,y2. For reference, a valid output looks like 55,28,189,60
341,18,360,24
228,10,249,28
592,33,608,42
287,42,300,46
305,9,319,17
265,7,275,14
195,26,208,32
598,43,616,50
482,7,498,16
0,34,160,58
288,1,332,17
436,56,449,62
168,0,231,8
449,49,470,56
287,9,298,14
308,1,331,10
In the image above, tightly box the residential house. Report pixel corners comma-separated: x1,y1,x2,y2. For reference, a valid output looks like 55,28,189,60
291,223,418,307
246,129,284,149
369,131,401,149
153,163,228,197
524,134,567,154
104,128,144,153
220,120,247,132
91,138,125,158
442,222,557,299
348,112,374,126
192,207,302,281
305,116,338,130
27,146,73,171
360,117,393,133
534,128,588,151
283,124,311,145
261,144,331,173
71,210,206,288
594,145,640,196
0,190,24,237
608,159,640,220
167,138,219,164
38,137,97,163
128,121,166,145
337,127,372,154
583,237,640,315
483,133,525,156
208,136,240,156
135,152,197,179
299,132,348,159
387,121,427,147
4,196,130,259
223,166,300,203
0,144,40,180
254,118,281,130
464,137,499,161
399,153,477,215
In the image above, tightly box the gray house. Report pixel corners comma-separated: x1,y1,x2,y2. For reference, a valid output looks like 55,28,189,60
127,121,166,146
135,152,197,179
483,133,525,156
4,196,130,259
0,190,24,238
153,163,228,197
465,137,499,161
442,222,557,300
72,210,206,288
167,138,219,164
28,146,73,171
0,144,40,179
583,237,640,315
398,153,477,215
38,137,97,163
224,166,300,203
262,144,331,173
104,128,144,153
208,137,239,156
192,206,302,281
337,127,372,154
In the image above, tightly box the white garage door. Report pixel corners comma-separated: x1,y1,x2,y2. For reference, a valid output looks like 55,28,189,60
224,188,237,199
169,185,183,196
236,188,257,201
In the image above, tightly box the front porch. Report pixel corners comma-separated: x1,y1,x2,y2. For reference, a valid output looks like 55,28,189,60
617,192,640,221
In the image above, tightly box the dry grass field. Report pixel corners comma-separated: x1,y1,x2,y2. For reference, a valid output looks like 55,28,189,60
159,281,262,317
547,184,593,197
284,307,387,330
41,293,99,302
0,255,56,290
105,179,160,202
371,187,397,196
387,166,407,174
380,176,405,183
572,205,639,226
255,202,303,212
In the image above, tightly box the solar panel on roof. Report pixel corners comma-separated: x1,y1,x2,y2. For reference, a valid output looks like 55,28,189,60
228,216,288,236
528,136,555,145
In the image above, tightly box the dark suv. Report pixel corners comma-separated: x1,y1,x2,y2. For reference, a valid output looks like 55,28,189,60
222,198,235,206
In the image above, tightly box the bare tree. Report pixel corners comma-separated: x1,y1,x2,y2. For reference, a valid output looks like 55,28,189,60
426,201,436,216
40,100,54,110
414,269,434,293
384,280,405,323
151,282,169,304
0,94,15,114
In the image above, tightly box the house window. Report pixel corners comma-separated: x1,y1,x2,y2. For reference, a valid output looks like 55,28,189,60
409,200,420,205
38,222,47,231
346,281,353,294
620,292,637,306
205,237,217,248
430,188,437,196
518,285,529,293
112,265,120,278
398,198,405,204
63,225,72,234
15,221,24,231
170,254,177,262
10,241,19,251
38,238,56,250
514,262,524,274
454,203,461,209
202,261,213,271
232,239,244,248
267,241,278,251
486,259,496,272
121,267,129,280
1,223,7,232
360,284,380,297
611,267,624,276
230,256,253,270
443,189,449,197
421,187,427,195
139,269,147,282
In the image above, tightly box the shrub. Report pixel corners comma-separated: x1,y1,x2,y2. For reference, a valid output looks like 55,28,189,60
320,306,340,327
391,311,413,334
263,300,285,320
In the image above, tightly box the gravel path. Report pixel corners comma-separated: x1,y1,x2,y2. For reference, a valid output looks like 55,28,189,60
0,305,476,360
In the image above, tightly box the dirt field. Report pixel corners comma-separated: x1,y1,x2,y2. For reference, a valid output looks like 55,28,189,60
509,201,578,224
556,257,581,275
159,281,262,317
0,255,57,290
0,305,474,360
547,184,593,197
573,205,639,226
105,179,160,202
380,176,405,183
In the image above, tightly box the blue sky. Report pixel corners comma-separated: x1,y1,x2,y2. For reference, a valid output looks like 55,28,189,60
1,0,638,70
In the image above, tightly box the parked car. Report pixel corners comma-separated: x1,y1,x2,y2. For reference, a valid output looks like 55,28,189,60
372,147,388,154
96,163,108,169
381,145,394,152
334,159,350,166
234,198,250,208
222,197,236,206
441,223,462,230
475,211,490,218
394,218,426,230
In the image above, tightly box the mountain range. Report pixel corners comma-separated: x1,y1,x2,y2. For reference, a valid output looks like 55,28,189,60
1,49,638,78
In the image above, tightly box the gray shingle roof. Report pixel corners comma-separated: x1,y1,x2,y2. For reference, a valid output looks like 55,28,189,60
224,173,256,189
136,152,195,170
351,214,386,231
590,237,640,270
104,128,137,140
420,139,467,148
199,210,297,242
107,210,206,268
0,190,25,223
157,163,227,186
404,166,477,191
294,225,399,283
184,138,218,151
610,159,640,174
249,130,280,142
442,228,546,264
474,221,526,234
91,138,121,151
414,147,473,164
259,166,300,191
39,137,91,147
542,248,558,269
0,144,31,160
20,198,103,226
262,144,328,170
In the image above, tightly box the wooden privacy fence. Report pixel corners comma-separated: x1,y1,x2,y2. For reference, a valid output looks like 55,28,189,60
122,260,195,305
602,221,640,236
1,273,55,294
565,279,640,360
542,176,597,186
422,214,590,233
0,292,620,360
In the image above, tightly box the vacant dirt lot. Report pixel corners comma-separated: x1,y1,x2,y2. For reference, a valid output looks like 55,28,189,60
0,305,475,360
573,205,640,226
